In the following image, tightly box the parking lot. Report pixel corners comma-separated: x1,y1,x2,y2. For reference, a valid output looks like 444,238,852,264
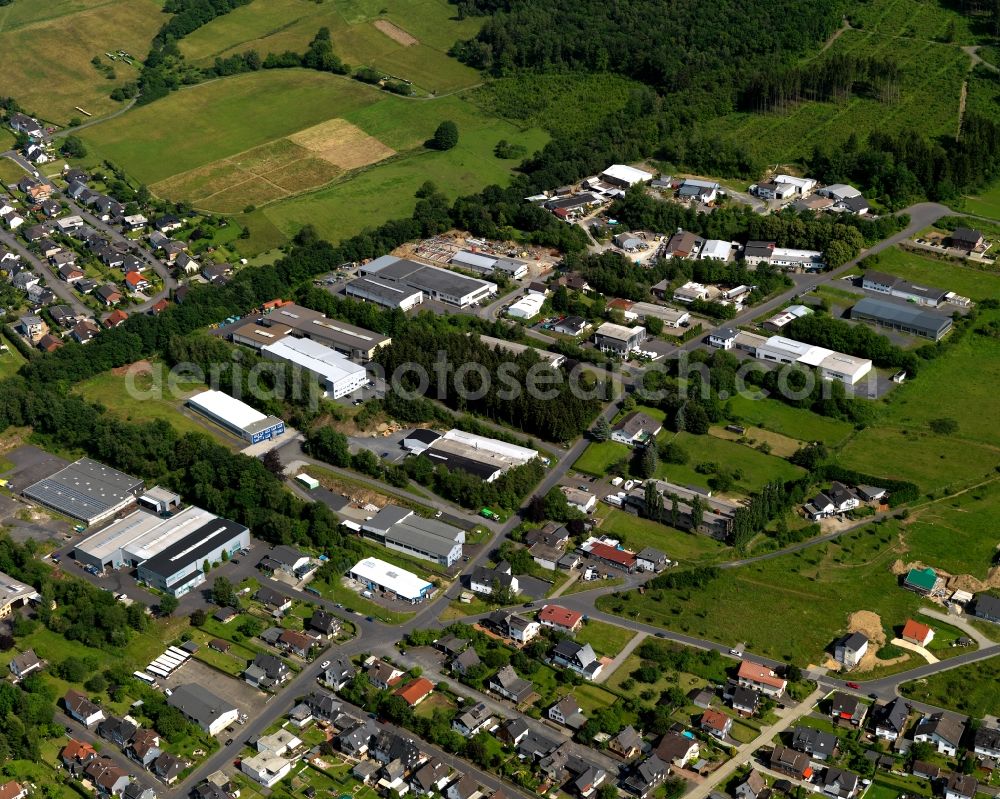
160,659,264,726
2,444,69,492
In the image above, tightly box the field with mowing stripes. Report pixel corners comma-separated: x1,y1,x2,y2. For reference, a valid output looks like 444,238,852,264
0,0,162,125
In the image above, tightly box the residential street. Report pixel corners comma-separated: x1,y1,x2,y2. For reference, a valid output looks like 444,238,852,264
0,228,91,315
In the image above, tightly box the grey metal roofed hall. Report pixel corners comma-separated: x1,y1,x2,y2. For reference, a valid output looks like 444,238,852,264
850,296,953,341
22,458,143,524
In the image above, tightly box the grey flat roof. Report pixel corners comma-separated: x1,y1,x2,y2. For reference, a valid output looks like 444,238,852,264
851,297,952,336
139,516,248,578
23,458,143,523
345,277,422,305
385,522,461,558
363,256,494,299
166,683,236,726
264,303,389,352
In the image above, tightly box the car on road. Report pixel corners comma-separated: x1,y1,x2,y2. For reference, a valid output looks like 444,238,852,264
225,738,233,746
321,660,331,669
366,616,375,623
729,648,742,656
65,726,72,734
523,602,534,608
846,681,860,689
380,452,389,458
655,632,667,638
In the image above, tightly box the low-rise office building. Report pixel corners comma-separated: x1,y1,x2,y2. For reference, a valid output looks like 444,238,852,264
753,336,872,385
593,322,646,355
349,557,434,603
187,390,285,444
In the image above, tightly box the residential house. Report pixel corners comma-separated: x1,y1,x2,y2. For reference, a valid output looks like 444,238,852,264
36,333,62,354
488,664,534,704
821,768,861,799
552,639,603,680
609,726,643,760
611,411,662,447
446,776,481,799
975,725,1000,758
64,689,105,726
451,648,481,676
549,695,587,729
256,729,301,756
901,619,934,647
304,691,339,723
770,746,813,779
949,228,985,253
0,783,26,799
124,272,149,292
25,144,49,164
128,729,161,767
708,328,738,349
471,563,519,596
370,730,422,770
27,285,55,306
366,659,404,690
945,774,978,799
552,315,588,336
792,726,838,760
875,698,910,742
622,755,670,799
8,649,45,680
394,677,435,707
664,231,705,261
730,684,761,716
538,604,583,633
654,731,699,766
148,298,170,316
834,633,868,671
452,702,495,737
154,215,183,233
973,594,1000,624
830,692,868,727
103,309,129,329
49,305,77,328
904,567,940,595
737,660,786,697
208,639,229,654
701,707,732,739
59,264,84,283
84,757,131,796
11,270,39,291
97,716,138,748
410,760,450,796
96,285,123,306
804,483,860,520
76,278,98,294
308,610,341,637
914,713,965,756
496,717,530,747
255,586,292,613
240,753,292,788
9,113,43,138
323,657,356,690
277,629,316,658
736,771,768,799
335,721,377,756
561,486,596,514
71,319,101,344
122,784,156,799
244,653,290,689
60,739,97,771
689,688,715,710
202,262,232,283
636,547,669,573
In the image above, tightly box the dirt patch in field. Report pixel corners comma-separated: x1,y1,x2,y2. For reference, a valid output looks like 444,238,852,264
848,610,886,646
111,359,151,378
288,118,396,171
373,18,418,46
891,559,1000,593
710,425,800,458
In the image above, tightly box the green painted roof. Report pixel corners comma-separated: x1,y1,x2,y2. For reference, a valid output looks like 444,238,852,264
905,567,937,590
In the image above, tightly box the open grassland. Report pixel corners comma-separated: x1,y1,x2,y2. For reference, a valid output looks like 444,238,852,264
958,175,1000,219
0,335,27,380
178,0,482,93
901,655,1000,717
596,508,729,564
726,394,856,448
79,70,546,249
699,24,969,165
839,310,1000,491
574,440,630,476
892,479,1000,578
596,525,942,666
73,366,215,440
870,246,1000,301
656,430,806,494
0,0,162,125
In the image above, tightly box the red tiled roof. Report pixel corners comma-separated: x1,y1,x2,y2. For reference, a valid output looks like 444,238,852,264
103,309,129,328
738,660,786,690
589,542,637,567
124,271,146,287
61,739,96,762
394,677,435,706
901,619,932,643
539,604,583,628
701,708,730,731
0,781,24,799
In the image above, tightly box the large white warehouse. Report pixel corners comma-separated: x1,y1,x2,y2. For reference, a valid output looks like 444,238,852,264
349,557,434,604
187,389,285,444
261,337,368,398
754,335,872,385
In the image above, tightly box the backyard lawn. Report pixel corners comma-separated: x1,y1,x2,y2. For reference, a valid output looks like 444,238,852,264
597,508,729,565
573,619,638,659
868,246,1000,302
573,441,631,476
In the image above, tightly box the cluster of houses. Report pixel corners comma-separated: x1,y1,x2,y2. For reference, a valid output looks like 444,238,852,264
61,690,188,795
749,175,871,216
802,482,887,521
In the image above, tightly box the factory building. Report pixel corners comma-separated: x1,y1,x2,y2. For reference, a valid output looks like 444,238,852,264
22,458,144,526
187,390,285,444
345,277,424,311
349,557,434,603
360,505,465,567
359,255,497,308
260,337,368,399
136,516,249,597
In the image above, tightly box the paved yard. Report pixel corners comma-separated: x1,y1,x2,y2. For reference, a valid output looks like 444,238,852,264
161,658,265,722
3,444,69,491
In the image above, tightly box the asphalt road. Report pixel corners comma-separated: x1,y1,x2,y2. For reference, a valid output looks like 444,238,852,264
0,228,91,315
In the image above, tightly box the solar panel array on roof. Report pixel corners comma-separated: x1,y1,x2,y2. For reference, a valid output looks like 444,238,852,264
22,458,143,524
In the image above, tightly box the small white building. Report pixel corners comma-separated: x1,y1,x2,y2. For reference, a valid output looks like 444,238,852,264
349,558,433,604
708,328,737,349
241,753,293,788
834,632,868,670
561,487,596,514
507,294,545,319
700,240,733,262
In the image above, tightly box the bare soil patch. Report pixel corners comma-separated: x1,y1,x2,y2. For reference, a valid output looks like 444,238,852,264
373,18,418,46
288,118,396,170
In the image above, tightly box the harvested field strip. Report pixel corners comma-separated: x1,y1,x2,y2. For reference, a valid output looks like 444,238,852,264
374,18,417,46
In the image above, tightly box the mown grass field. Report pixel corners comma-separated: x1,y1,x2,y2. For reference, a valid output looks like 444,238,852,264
901,654,1000,717
78,69,547,252
573,618,638,658
840,309,1000,491
699,3,971,165
656,430,806,493
869,246,1000,301
0,0,162,125
178,0,483,94
596,508,729,564
725,394,855,447
73,366,215,440
596,525,942,667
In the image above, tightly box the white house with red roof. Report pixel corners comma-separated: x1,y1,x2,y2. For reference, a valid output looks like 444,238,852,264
538,604,584,633
737,660,786,698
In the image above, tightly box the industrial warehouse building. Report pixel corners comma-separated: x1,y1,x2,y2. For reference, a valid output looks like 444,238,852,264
187,390,285,444
349,557,434,603
850,297,953,341
359,255,497,308
450,250,529,280
259,303,390,361
360,505,465,566
754,336,872,385
0,571,40,617
260,337,368,399
23,458,144,525
74,502,249,596
593,322,647,355
401,428,539,482
167,684,239,735
862,270,950,307
345,276,424,311
136,515,249,597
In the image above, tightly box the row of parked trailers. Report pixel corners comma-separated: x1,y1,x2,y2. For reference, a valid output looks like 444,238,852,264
138,645,192,681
